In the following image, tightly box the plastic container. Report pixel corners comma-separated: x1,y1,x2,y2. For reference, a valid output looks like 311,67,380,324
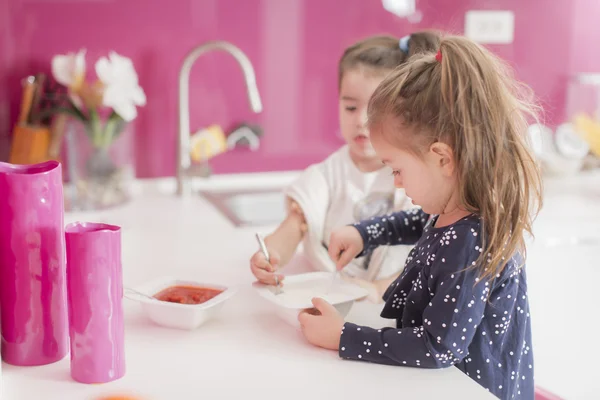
126,277,237,330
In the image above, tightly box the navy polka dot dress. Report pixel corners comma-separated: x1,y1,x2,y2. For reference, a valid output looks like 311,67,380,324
339,209,534,400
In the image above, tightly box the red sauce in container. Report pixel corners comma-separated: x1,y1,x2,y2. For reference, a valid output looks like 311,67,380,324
153,285,223,305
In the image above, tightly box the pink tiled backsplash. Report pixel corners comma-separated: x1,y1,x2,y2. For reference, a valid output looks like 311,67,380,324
0,0,598,177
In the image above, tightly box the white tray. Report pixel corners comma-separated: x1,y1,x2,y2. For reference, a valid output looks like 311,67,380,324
253,271,368,327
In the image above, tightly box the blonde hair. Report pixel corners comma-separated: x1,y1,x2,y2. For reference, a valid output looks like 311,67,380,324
338,31,441,89
367,35,543,281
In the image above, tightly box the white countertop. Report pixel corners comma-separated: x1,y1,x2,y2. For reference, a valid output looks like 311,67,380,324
3,170,599,400
523,171,600,400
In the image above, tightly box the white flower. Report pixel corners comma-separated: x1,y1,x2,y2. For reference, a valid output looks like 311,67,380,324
51,49,86,89
95,52,146,122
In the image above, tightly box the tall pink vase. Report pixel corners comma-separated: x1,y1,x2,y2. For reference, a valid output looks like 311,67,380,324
0,160,68,366
65,222,125,384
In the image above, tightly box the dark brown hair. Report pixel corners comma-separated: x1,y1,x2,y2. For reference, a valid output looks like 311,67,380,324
367,35,543,281
338,31,441,89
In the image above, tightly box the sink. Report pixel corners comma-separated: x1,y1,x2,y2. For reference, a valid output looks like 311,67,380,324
200,188,287,227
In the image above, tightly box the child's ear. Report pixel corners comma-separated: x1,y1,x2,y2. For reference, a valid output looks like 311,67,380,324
429,142,455,176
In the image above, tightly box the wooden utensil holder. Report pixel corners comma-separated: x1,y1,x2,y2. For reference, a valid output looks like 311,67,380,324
9,123,52,165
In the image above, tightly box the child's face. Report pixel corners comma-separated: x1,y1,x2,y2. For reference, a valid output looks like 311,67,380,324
338,68,387,161
370,122,457,215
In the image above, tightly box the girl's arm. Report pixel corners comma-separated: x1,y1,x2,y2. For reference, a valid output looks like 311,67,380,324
339,224,488,368
264,198,307,267
353,208,429,252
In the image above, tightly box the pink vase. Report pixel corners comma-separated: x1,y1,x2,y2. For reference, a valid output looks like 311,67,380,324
65,222,125,384
0,160,68,366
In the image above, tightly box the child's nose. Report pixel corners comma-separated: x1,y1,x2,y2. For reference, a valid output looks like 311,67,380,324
356,118,369,134
359,108,368,126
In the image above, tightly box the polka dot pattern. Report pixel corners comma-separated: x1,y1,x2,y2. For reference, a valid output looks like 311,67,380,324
339,210,534,400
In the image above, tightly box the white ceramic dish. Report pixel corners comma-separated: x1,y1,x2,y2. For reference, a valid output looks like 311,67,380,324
526,123,586,176
126,276,237,330
253,271,369,328
555,123,590,160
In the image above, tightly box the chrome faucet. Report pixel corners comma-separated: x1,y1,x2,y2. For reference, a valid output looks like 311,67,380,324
176,41,263,196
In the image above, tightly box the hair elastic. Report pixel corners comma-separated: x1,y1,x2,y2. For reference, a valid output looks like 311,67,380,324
435,49,442,63
399,35,411,54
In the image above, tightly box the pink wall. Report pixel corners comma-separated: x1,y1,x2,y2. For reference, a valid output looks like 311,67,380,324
0,0,597,178
569,0,600,74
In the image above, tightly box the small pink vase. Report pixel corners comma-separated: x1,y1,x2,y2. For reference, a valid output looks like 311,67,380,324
65,222,125,384
0,160,68,366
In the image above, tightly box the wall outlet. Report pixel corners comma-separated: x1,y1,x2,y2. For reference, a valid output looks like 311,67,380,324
465,10,515,44
382,0,416,18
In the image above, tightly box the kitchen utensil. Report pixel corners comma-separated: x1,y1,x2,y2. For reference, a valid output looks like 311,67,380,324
255,232,282,294
327,270,339,293
9,75,52,165
18,76,35,124
29,73,46,124
47,113,67,159
124,287,158,302
321,243,340,292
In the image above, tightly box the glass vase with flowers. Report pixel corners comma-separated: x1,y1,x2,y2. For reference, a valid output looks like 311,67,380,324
49,49,146,210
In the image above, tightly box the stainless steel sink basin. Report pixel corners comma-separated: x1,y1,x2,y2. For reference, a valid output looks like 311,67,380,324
200,188,287,227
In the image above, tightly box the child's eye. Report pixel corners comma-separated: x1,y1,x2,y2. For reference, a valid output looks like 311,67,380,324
345,106,357,112
391,170,401,176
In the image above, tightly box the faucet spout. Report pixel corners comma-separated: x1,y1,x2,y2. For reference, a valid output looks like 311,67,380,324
177,41,262,196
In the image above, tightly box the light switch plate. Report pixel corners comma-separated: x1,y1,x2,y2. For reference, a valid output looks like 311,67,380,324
465,10,515,44
382,0,416,18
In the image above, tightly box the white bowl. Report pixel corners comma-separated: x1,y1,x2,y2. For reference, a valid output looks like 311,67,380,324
126,276,237,330
252,271,369,328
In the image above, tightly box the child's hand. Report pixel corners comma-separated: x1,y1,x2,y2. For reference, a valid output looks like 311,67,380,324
250,248,284,286
328,226,364,270
298,298,345,350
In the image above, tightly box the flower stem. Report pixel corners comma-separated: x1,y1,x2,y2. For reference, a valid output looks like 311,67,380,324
67,98,88,121
108,111,126,143
103,114,118,147
85,110,126,149
88,109,103,147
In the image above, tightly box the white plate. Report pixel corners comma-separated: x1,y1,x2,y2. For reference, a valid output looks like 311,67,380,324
126,276,238,330
527,123,555,157
555,123,590,160
253,271,369,327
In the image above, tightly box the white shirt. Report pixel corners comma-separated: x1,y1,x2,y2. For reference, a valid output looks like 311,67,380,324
285,145,414,280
